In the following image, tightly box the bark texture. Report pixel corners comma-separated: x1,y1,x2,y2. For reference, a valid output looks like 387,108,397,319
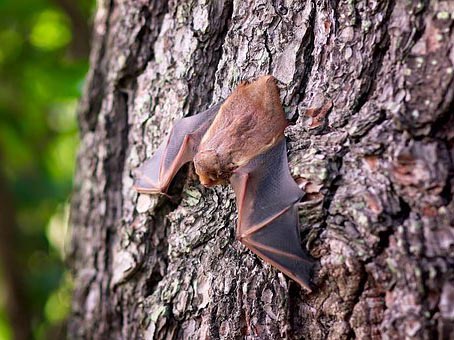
69,0,454,339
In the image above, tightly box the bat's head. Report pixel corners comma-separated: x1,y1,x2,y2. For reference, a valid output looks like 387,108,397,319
193,149,232,187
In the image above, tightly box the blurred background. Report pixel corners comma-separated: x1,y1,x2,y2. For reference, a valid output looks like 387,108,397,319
0,0,94,338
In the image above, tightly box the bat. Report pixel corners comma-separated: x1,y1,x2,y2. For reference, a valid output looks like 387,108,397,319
134,75,314,290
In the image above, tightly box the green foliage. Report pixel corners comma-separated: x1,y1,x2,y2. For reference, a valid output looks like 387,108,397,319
30,10,72,50
0,0,94,338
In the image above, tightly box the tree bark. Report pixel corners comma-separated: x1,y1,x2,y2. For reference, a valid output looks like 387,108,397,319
69,1,454,339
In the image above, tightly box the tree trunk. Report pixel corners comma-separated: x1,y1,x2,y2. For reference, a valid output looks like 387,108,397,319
69,1,454,339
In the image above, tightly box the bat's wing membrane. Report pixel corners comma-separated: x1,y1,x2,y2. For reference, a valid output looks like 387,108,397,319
230,138,314,290
134,103,221,194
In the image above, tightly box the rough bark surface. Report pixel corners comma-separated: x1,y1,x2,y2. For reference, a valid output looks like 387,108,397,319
69,1,454,339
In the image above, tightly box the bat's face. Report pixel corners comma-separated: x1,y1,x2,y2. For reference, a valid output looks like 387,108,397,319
193,149,230,186
194,76,288,187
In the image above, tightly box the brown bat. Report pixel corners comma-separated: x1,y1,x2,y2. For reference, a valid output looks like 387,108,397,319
134,75,314,290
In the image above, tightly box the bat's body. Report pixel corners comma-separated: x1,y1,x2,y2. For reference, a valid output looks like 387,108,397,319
134,76,313,290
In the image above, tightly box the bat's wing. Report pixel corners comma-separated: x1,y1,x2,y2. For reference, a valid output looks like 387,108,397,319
230,138,314,290
134,103,222,194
